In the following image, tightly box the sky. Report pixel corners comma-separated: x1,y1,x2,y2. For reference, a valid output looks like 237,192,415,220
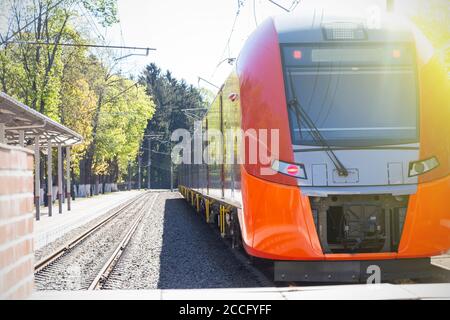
105,0,421,91
0,0,422,92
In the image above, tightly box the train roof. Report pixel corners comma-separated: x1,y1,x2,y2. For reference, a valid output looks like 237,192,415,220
273,10,415,44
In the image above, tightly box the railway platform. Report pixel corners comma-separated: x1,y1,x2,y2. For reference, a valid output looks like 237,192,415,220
30,283,450,300
34,190,145,250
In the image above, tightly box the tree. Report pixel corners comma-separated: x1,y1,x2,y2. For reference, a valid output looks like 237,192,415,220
0,0,156,191
94,78,155,183
140,63,206,188
411,0,449,49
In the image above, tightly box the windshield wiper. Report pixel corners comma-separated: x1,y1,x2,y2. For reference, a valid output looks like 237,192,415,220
287,71,349,177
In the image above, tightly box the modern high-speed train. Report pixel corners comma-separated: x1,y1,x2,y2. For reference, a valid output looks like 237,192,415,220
178,11,450,282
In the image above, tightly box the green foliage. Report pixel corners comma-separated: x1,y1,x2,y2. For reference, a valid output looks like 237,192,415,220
0,0,155,185
199,87,216,107
94,78,155,177
60,53,99,176
82,0,120,27
411,0,450,49
140,63,206,187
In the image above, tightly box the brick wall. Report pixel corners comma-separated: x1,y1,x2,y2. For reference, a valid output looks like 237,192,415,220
0,143,34,300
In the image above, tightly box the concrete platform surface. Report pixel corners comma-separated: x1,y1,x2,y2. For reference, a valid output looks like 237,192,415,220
30,283,450,300
34,191,144,250
432,255,450,271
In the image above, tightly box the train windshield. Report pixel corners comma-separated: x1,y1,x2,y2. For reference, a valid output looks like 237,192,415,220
282,44,418,147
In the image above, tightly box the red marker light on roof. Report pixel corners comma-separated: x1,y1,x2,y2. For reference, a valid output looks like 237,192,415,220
293,50,302,60
392,49,401,59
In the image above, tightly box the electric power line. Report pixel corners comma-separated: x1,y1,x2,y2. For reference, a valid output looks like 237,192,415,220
117,1,126,60
104,81,140,104
268,0,302,13
76,2,105,41
198,76,220,89
4,40,155,53
289,0,301,12
211,0,302,79
267,0,290,12
253,0,259,27
211,0,246,79
0,0,67,46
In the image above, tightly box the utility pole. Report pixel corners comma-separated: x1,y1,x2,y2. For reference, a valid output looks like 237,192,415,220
148,138,151,189
128,160,131,191
387,0,394,12
144,134,164,190
138,155,142,190
170,143,173,192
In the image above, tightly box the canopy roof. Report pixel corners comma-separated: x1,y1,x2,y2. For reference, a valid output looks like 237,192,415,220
0,92,83,147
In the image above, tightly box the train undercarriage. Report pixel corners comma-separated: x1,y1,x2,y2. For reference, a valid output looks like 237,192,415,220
309,194,409,254
179,186,437,283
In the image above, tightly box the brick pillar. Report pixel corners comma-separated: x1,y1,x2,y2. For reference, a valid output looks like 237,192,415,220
0,143,34,300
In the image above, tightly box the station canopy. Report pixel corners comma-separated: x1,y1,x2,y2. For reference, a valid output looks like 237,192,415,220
0,92,82,147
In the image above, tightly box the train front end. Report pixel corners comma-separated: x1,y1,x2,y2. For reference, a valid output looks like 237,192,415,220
237,13,449,281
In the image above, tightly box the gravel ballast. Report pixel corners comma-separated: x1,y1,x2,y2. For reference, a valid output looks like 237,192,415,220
104,192,262,289
35,193,156,290
35,192,265,291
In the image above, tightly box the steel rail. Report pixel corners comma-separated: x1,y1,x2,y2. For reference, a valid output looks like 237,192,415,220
34,192,149,273
88,194,160,290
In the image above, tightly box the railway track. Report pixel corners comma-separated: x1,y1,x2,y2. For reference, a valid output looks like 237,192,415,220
34,192,157,291
89,194,159,290
103,192,266,290
35,191,268,291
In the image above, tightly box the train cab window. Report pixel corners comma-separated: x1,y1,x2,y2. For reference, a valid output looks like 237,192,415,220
282,44,418,147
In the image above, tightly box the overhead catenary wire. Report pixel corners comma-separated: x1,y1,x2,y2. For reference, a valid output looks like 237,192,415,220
76,2,105,41
289,0,301,12
0,0,68,46
104,81,140,104
212,0,303,79
267,0,302,13
116,1,130,62
0,1,25,44
267,0,290,12
211,0,246,79
198,76,221,90
253,0,259,27
3,40,155,53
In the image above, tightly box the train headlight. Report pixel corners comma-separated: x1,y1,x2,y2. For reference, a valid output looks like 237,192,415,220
272,160,307,180
408,157,440,177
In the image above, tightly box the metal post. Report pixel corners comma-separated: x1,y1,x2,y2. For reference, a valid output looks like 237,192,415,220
138,155,141,190
387,0,394,11
170,144,173,192
128,161,131,191
34,136,40,220
0,123,5,143
19,130,25,147
148,138,151,190
47,140,53,217
66,146,71,211
57,144,63,214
